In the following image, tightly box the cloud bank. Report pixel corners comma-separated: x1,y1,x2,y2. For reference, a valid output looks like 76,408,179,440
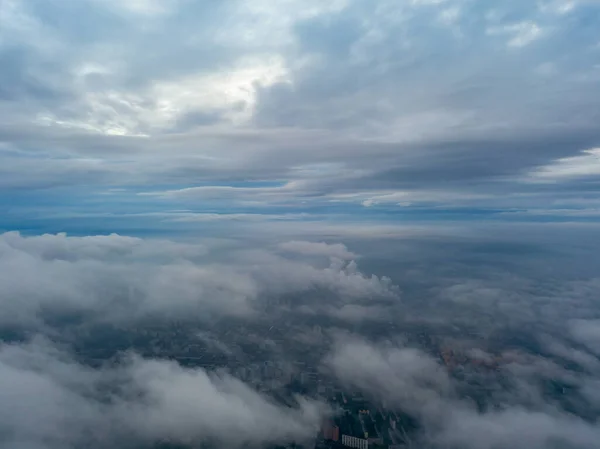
0,339,323,449
0,232,396,328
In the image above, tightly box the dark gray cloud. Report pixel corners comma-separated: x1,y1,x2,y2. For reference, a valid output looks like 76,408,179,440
1,0,600,224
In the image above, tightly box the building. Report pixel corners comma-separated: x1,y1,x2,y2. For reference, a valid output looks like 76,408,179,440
341,434,368,449
323,421,340,442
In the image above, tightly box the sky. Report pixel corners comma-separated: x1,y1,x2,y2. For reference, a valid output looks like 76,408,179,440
2,1,600,449
1,0,600,236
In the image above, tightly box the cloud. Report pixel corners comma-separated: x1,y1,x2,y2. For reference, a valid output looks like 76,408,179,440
326,336,600,449
1,0,600,228
95,0,181,17
3,3,600,447
0,218,599,448
279,240,357,260
528,147,600,181
326,304,389,322
141,182,306,203
436,407,600,449
0,232,396,328
487,21,545,47
0,230,208,260
0,338,324,449
167,212,310,222
56,54,293,134
326,336,452,416
243,250,397,301
569,319,600,355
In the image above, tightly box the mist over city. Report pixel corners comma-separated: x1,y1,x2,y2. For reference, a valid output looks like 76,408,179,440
1,1,600,449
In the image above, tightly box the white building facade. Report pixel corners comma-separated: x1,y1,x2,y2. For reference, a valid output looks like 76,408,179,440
341,434,368,449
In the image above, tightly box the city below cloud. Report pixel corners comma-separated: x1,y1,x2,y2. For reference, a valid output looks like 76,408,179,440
1,1,600,449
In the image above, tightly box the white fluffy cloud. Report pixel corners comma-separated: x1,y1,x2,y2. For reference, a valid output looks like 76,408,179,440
0,232,396,327
0,339,324,449
326,336,451,415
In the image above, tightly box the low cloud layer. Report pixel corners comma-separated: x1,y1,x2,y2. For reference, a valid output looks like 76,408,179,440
327,336,600,449
1,227,599,448
0,232,396,328
0,339,324,449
